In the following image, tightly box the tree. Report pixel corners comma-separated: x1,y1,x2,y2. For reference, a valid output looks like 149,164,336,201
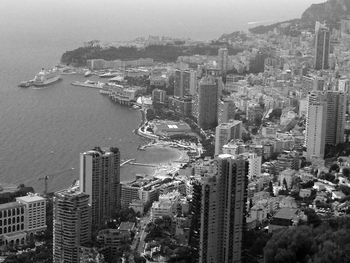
329,163,340,173
343,168,350,179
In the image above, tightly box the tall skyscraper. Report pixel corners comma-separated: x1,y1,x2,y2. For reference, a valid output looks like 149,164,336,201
190,155,248,263
218,48,228,75
305,91,327,160
80,147,121,228
53,188,91,263
196,76,220,129
314,21,330,70
215,121,242,156
218,98,236,124
174,69,197,97
325,91,346,145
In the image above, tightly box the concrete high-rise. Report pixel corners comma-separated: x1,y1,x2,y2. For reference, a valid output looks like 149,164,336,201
314,21,330,70
80,147,121,228
53,188,91,263
190,155,248,263
218,98,236,124
174,69,197,97
218,48,228,75
305,91,327,160
215,121,242,156
325,91,346,145
196,76,220,129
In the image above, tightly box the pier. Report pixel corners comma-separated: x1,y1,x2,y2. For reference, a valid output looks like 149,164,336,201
120,159,136,167
128,162,157,167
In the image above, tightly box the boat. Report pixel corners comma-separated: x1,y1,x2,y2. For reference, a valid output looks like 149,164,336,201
18,81,32,88
33,68,61,87
99,72,118,78
84,70,92,77
71,80,105,89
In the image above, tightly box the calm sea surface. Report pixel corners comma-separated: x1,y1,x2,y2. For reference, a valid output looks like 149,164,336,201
0,44,180,193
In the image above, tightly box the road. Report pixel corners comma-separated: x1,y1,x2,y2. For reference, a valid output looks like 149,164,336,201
130,213,151,255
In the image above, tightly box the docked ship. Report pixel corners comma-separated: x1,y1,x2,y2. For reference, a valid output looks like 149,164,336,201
33,68,61,87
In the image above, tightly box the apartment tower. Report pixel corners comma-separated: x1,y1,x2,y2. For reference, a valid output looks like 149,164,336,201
53,188,91,263
80,147,121,228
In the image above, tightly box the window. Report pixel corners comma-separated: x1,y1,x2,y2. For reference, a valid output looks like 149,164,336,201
8,218,11,224
8,210,11,217
4,211,6,217
21,224,24,230
12,225,15,232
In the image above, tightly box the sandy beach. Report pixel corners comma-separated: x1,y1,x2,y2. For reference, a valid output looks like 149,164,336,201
143,144,189,179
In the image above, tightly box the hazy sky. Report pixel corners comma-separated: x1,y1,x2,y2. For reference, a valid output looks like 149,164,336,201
2,0,326,47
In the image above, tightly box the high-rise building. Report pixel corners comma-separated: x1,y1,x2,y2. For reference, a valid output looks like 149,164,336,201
325,91,346,145
218,98,236,124
53,188,91,263
306,90,346,160
218,48,228,75
190,155,248,263
80,147,121,228
174,69,197,97
216,155,248,263
215,121,242,156
314,21,330,70
305,91,327,160
196,76,219,129
152,88,166,104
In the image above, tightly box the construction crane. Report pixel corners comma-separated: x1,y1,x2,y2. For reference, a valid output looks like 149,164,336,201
38,167,75,196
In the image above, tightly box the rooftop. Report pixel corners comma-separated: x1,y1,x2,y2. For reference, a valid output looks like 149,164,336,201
273,208,298,220
118,222,135,232
0,202,24,210
16,194,45,203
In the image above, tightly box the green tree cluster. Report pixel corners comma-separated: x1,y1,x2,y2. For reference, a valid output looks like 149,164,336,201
264,217,350,263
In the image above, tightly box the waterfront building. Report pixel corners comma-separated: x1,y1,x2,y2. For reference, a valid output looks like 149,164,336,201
152,88,166,104
53,188,91,263
16,194,46,236
218,48,228,75
196,76,220,129
305,91,327,160
174,69,197,97
0,202,26,246
80,147,121,228
0,194,46,247
218,98,236,124
314,21,330,70
215,121,242,156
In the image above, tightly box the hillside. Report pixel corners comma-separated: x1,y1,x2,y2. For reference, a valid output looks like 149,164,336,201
301,0,350,28
60,44,244,67
247,0,350,35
